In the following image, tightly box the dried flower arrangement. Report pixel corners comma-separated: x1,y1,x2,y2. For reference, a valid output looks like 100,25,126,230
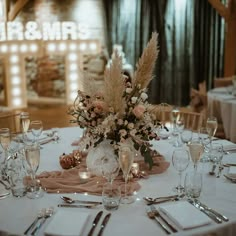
69,32,160,169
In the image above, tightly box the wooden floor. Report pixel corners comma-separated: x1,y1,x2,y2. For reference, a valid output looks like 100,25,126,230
0,105,77,132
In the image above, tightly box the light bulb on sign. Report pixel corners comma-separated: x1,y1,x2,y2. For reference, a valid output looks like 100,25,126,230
89,42,97,51
29,44,38,52
79,43,87,51
10,55,19,63
20,44,28,52
11,76,21,85
10,44,18,52
59,42,66,51
11,66,20,75
69,63,77,71
70,91,77,101
69,73,78,81
68,53,77,61
12,87,21,96
47,43,56,52
12,98,22,106
69,43,77,50
0,44,8,53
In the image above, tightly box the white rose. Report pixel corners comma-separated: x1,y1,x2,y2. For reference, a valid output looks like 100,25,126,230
127,123,134,129
131,97,138,104
126,88,132,94
141,92,148,101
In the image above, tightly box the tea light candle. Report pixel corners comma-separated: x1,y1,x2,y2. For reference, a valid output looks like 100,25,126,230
79,169,91,181
131,163,139,175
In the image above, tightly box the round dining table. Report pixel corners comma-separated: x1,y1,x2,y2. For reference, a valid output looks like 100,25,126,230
207,86,236,143
0,127,236,236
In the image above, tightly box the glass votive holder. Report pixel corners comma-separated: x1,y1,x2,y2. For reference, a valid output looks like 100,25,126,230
102,182,121,211
79,168,91,182
184,171,202,199
131,163,139,176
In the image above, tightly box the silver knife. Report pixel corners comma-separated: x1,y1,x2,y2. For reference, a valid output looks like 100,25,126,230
97,213,111,236
87,211,103,236
188,199,222,224
196,200,229,222
57,204,96,209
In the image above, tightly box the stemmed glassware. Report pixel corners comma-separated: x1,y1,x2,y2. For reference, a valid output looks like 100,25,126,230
181,129,193,146
118,145,134,204
101,155,120,185
172,149,190,194
206,116,218,155
24,143,43,199
198,127,211,162
30,120,43,144
0,128,10,178
20,112,30,134
188,139,204,171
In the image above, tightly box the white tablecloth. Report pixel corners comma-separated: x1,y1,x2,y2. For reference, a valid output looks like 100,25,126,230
0,127,236,236
207,87,236,143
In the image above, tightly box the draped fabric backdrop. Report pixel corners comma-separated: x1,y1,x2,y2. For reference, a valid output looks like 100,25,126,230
103,0,225,106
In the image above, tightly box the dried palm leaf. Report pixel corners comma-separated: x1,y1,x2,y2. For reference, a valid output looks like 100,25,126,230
133,32,159,90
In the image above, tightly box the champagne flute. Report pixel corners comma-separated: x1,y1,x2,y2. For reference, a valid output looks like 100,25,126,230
188,139,204,171
171,107,180,133
198,127,211,162
30,120,43,144
20,112,30,133
0,128,10,178
172,149,190,194
181,129,193,145
24,143,43,199
118,145,134,204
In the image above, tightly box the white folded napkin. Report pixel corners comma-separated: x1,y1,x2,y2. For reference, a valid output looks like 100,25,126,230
44,209,90,236
228,166,236,178
159,201,212,230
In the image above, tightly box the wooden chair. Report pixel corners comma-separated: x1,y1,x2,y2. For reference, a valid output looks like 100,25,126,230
0,111,21,133
148,104,203,132
214,77,233,88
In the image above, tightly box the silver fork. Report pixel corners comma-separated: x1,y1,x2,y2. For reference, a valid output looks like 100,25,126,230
24,209,46,235
150,205,178,233
31,207,54,235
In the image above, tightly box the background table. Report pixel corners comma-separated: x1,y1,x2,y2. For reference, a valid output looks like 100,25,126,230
0,127,236,236
207,86,236,143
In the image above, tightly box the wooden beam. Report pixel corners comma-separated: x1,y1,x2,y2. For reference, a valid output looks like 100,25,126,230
208,0,229,20
8,0,30,21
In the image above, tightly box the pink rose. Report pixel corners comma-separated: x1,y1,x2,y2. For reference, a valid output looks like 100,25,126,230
133,105,145,118
92,101,107,114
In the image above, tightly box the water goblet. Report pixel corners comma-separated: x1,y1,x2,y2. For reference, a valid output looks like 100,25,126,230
172,149,190,194
0,128,10,178
24,143,44,199
118,145,134,204
206,116,218,156
101,155,120,184
181,129,193,146
198,127,211,162
208,143,223,175
30,120,43,144
188,139,204,171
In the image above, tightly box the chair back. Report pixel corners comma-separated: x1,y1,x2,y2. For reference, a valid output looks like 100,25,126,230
0,111,21,133
148,104,203,132
214,77,233,88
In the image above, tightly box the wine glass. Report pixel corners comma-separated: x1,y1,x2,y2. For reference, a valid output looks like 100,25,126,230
208,143,223,175
206,116,218,155
171,107,180,133
0,128,10,178
101,155,120,185
173,115,185,147
20,112,30,133
24,143,44,199
181,129,193,145
118,145,134,204
188,139,204,171
198,127,211,162
172,149,190,194
30,120,43,144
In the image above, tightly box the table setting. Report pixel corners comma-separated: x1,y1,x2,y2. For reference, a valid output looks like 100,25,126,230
0,33,236,236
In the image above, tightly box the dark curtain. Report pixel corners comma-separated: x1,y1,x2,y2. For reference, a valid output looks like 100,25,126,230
103,0,225,106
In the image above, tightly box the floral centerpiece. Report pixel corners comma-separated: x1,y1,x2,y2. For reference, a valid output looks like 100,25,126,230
69,33,160,169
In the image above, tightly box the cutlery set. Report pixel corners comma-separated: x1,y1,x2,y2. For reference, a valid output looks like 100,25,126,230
24,207,54,235
188,199,228,224
143,194,184,205
87,211,111,236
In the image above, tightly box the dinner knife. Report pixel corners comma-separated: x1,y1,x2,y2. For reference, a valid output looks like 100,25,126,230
87,211,103,236
57,204,96,209
196,200,229,222
97,213,111,236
